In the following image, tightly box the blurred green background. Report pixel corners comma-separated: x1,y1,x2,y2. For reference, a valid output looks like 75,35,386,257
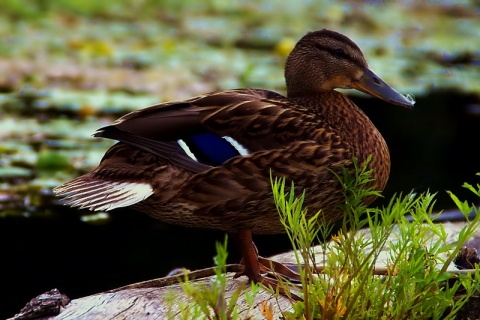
1,0,479,318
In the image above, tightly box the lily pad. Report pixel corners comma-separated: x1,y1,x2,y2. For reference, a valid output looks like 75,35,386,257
36,150,72,172
0,166,33,178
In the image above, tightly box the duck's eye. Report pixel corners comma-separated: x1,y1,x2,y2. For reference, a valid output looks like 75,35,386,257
333,48,347,57
313,44,348,58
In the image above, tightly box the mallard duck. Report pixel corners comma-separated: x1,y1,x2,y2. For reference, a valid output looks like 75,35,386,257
54,29,414,290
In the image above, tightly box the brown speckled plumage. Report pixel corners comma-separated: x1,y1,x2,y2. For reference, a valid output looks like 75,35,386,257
54,29,413,289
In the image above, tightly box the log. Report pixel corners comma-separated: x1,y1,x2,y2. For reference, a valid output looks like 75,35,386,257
9,221,480,320
11,269,294,320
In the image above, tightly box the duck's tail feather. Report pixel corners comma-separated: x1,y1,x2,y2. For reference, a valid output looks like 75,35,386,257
53,174,154,211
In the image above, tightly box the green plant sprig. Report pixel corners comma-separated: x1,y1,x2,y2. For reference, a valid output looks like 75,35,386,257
165,235,260,320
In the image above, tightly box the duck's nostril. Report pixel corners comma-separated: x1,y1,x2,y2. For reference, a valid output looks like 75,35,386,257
373,77,381,85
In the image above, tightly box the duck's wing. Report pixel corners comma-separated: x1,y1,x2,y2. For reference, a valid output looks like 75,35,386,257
54,88,330,212
94,88,315,172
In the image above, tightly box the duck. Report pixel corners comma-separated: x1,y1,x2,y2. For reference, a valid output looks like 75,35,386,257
54,29,414,292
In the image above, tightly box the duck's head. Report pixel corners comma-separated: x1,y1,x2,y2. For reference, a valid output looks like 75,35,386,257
285,29,414,108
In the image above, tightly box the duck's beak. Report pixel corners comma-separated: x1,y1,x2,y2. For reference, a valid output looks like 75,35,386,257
350,68,415,108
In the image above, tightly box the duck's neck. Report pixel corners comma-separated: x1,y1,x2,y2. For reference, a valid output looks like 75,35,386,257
289,90,391,193
288,90,372,134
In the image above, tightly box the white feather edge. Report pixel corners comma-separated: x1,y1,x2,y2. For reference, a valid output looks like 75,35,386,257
54,180,154,211
223,136,249,155
177,139,198,161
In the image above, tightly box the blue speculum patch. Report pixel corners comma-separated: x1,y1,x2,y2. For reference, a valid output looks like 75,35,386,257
182,132,241,166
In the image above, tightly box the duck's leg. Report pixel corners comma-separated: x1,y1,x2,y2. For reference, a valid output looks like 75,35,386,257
233,228,263,282
233,228,302,296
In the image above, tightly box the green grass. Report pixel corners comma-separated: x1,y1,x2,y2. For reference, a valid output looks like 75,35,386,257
272,163,480,319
